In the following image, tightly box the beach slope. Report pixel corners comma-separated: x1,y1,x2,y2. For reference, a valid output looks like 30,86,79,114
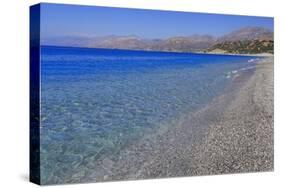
189,57,274,175
87,57,274,182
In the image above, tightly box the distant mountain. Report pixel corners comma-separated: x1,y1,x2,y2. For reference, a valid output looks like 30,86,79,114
42,27,274,54
209,27,273,54
91,35,148,50
151,35,216,52
41,36,96,48
218,27,273,42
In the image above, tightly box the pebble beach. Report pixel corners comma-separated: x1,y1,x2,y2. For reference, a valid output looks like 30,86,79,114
91,57,274,182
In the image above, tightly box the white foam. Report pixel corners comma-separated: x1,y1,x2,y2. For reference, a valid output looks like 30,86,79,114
248,59,255,63
226,65,256,79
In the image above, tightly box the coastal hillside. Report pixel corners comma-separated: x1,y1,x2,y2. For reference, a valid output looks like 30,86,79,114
208,27,274,54
218,27,273,42
208,40,274,54
42,27,274,54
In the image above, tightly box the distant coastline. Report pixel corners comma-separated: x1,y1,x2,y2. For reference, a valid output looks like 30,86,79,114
41,45,273,58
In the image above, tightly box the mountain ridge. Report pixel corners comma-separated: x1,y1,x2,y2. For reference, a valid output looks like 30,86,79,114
42,27,273,54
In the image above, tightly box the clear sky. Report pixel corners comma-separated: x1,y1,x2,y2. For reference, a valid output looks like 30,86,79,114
40,3,273,39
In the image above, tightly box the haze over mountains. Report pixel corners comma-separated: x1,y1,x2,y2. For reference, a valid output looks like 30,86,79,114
42,27,273,54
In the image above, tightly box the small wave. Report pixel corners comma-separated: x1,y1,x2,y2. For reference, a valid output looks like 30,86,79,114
248,58,260,63
226,65,256,79
240,66,256,71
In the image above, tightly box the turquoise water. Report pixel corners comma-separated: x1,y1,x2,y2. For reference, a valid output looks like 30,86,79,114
40,46,258,183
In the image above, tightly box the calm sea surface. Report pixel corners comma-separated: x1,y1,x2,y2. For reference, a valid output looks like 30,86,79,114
40,46,258,183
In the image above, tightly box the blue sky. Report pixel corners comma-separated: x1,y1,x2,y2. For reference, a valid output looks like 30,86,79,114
40,3,273,39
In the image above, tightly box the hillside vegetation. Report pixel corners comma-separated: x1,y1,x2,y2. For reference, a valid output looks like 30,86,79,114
209,40,273,54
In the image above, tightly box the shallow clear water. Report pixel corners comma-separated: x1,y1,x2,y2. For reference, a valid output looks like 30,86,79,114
40,46,257,183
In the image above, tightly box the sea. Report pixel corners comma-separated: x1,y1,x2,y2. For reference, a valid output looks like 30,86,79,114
39,45,259,183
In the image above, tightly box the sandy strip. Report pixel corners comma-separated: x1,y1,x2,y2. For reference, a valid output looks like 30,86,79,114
83,57,273,183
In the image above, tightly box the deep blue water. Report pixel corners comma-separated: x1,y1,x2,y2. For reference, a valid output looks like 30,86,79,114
40,46,258,183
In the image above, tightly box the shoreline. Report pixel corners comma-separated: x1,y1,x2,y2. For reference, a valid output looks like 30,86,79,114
59,57,273,184
41,45,273,58
203,52,274,57
81,57,273,183
188,57,273,175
